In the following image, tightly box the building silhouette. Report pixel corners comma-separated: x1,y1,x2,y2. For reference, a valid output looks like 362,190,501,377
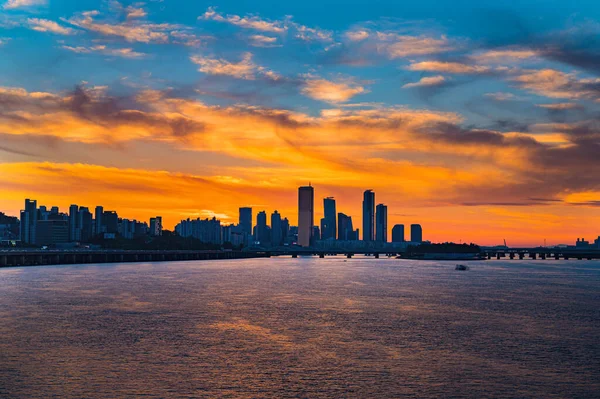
69,204,79,241
411,224,423,243
103,211,119,234
36,220,68,246
78,207,93,242
322,197,337,240
392,224,405,242
362,190,375,241
20,199,38,244
271,211,282,246
255,211,270,244
338,213,357,241
149,216,163,237
375,203,387,242
94,206,104,235
298,185,314,247
239,207,252,244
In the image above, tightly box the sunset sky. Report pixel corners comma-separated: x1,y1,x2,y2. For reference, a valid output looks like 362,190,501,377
1,0,600,246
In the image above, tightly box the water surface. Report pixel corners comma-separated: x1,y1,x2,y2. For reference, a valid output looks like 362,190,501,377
1,257,599,398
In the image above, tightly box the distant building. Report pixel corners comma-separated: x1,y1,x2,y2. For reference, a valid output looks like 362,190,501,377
392,224,405,243
411,224,423,243
576,238,590,249
69,204,79,242
103,211,119,234
271,211,282,246
255,211,270,244
313,225,321,241
298,185,314,247
338,213,356,241
281,218,290,244
149,216,163,237
78,207,93,242
95,206,104,236
375,204,387,242
20,199,38,244
362,190,375,241
176,217,221,244
239,207,252,244
222,224,245,247
322,197,337,240
35,220,68,246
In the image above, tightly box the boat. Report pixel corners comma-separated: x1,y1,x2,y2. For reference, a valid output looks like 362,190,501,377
455,264,470,271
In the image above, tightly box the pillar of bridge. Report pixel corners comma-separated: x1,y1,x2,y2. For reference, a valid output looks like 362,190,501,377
519,253,524,259
292,254,298,258
319,253,325,258
530,253,537,259
0,255,6,266
555,254,560,260
509,253,515,259
577,257,583,260
496,253,501,260
347,253,353,258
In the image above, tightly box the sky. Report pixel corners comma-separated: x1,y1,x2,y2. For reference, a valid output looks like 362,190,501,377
1,0,600,246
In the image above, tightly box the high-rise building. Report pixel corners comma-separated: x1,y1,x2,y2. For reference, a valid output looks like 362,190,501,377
36,220,68,246
239,207,252,244
78,207,93,242
313,225,321,241
271,211,282,246
69,204,79,242
281,217,290,244
375,203,388,242
362,190,375,241
338,213,356,241
255,211,269,244
20,199,38,244
322,197,337,240
149,216,163,237
298,185,314,247
411,224,423,243
95,206,104,236
392,224,405,243
175,217,221,244
103,211,119,234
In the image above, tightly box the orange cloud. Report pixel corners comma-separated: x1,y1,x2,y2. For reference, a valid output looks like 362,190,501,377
302,78,366,103
28,18,75,35
407,61,490,74
402,75,446,88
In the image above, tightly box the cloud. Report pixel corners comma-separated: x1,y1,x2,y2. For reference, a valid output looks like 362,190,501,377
292,23,332,42
377,33,453,58
3,0,45,9
200,7,286,34
403,75,446,88
61,45,147,59
345,29,369,42
302,78,366,103
66,10,181,43
27,18,76,35
190,52,259,80
511,68,600,100
125,6,147,19
249,34,279,47
407,61,491,74
471,48,538,63
485,92,518,101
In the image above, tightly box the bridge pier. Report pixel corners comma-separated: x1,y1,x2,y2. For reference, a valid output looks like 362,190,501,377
291,254,298,258
540,253,546,260
0,255,6,266
496,253,501,260
509,253,515,259
319,253,325,258
374,253,379,259
347,253,353,259
519,253,524,259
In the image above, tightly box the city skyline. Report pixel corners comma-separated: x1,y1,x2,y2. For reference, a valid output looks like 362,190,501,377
1,1,600,246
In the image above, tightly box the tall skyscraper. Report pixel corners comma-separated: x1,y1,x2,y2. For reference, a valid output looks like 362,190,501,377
411,224,423,243
362,190,375,241
255,211,269,244
298,185,314,247
69,204,79,242
375,204,388,242
239,207,252,244
78,207,93,242
103,211,119,234
281,217,290,244
322,197,337,240
392,224,405,243
149,216,163,237
20,199,38,244
338,213,355,241
271,210,282,246
95,206,104,236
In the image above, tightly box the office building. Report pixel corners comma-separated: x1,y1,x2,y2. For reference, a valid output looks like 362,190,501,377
411,224,423,243
95,206,104,236
176,217,222,244
298,185,314,247
69,204,79,242
20,199,38,244
281,218,290,244
375,204,387,242
255,211,270,244
362,190,375,241
338,213,356,241
35,220,68,246
271,211,282,246
78,207,93,242
239,207,252,244
322,197,337,240
104,211,119,234
313,225,321,241
149,216,163,237
392,224,405,243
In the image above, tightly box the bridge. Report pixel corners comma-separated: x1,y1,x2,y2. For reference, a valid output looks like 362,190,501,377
0,249,268,268
481,248,600,260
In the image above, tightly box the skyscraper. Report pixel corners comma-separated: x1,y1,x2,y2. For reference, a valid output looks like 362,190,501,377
95,206,104,236
281,217,290,244
322,197,337,240
362,190,375,241
298,185,314,247
255,211,269,244
375,203,387,242
239,207,252,244
411,224,423,243
149,216,163,237
78,207,93,242
20,199,38,244
271,210,282,246
69,204,79,242
392,224,405,243
338,213,355,241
